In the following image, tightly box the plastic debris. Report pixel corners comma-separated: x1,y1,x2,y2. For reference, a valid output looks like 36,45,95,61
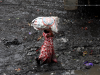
81,27,84,29
85,27,88,30
77,47,81,52
84,61,88,64
29,32,32,35
84,61,93,66
85,63,93,66
8,19,10,20
27,52,36,55
0,1,2,2
15,68,21,72
90,50,93,55
93,60,99,64
51,73,54,75
83,51,87,56
28,23,31,26
61,38,67,43
50,13,52,14
88,20,93,23
3,73,6,75
71,70,75,74
16,18,19,19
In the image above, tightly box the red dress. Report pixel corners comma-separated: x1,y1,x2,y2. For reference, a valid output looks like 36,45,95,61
39,32,57,63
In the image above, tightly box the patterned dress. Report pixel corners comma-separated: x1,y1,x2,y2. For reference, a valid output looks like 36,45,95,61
39,32,57,63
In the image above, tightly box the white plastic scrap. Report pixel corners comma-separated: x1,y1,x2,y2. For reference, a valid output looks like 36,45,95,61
3,73,6,75
71,70,75,74
61,38,68,43
51,73,55,75
56,38,68,43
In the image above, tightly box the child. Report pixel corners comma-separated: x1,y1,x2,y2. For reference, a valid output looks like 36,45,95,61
35,27,57,65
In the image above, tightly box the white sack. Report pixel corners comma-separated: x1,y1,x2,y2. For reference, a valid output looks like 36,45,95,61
31,16,59,33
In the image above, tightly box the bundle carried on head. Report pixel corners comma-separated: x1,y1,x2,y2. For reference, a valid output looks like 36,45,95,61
31,16,59,33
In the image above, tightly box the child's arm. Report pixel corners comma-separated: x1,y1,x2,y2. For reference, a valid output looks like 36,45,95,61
37,35,43,41
47,27,54,38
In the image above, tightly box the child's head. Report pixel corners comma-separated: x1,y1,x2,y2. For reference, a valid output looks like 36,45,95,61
44,29,49,33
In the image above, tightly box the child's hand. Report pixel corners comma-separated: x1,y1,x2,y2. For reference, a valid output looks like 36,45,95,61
37,39,39,41
37,38,40,41
37,36,42,41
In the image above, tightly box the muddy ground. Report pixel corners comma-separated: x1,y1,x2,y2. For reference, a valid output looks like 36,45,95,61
0,0,100,75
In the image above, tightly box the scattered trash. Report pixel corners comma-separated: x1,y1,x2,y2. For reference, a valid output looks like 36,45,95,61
77,47,81,52
84,61,93,66
3,73,6,75
28,23,31,26
64,71,70,75
0,1,2,2
83,51,87,56
84,61,88,64
81,27,84,29
90,50,93,55
81,47,84,49
88,20,93,23
29,32,32,35
50,13,52,14
71,70,75,74
27,52,36,55
93,60,99,64
85,63,93,66
61,63,65,66
61,38,68,43
8,19,10,20
15,68,21,72
56,54,59,57
88,21,91,23
81,27,88,30
84,61,93,69
85,27,88,30
16,18,19,19
51,73,54,75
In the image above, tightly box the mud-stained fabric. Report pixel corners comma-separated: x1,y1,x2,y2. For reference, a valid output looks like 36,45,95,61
39,32,57,63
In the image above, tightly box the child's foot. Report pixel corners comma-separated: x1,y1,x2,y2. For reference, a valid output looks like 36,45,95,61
52,59,57,63
35,57,40,65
